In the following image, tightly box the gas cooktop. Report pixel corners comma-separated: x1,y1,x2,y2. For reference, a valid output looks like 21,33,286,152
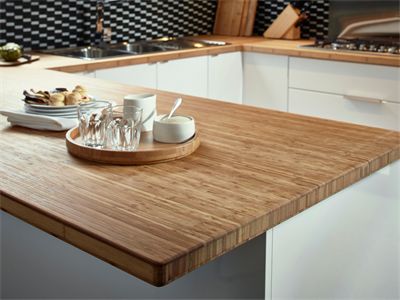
301,38,400,55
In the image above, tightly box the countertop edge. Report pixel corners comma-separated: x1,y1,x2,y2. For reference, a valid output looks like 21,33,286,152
160,141,400,284
0,192,165,286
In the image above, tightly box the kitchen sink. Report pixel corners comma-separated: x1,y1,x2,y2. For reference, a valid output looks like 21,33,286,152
149,37,229,51
108,42,166,54
42,46,133,60
42,38,230,60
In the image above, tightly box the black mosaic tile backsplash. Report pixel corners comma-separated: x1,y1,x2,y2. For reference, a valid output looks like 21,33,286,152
0,0,217,50
0,0,330,51
106,0,217,43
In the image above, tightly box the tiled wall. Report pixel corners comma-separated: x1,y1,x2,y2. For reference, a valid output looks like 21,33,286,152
0,0,330,51
0,0,217,50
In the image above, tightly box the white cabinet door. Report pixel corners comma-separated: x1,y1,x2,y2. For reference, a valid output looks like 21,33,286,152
95,63,157,89
289,57,400,103
208,52,242,104
288,88,400,130
243,52,288,111
157,56,208,97
266,160,400,300
73,71,96,78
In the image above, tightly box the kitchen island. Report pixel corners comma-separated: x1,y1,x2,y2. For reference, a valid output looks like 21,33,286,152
1,40,399,298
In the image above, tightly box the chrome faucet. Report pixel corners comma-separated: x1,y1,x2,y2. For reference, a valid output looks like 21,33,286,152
94,1,105,45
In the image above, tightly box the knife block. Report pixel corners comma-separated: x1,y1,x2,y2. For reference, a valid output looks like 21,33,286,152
263,4,301,40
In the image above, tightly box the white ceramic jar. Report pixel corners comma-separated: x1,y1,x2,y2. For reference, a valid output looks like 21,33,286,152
153,115,195,143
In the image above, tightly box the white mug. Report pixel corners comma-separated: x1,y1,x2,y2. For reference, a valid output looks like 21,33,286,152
123,94,156,132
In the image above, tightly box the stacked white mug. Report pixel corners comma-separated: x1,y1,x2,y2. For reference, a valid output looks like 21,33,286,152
123,94,156,132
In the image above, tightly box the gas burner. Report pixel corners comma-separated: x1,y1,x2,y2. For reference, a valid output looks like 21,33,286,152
302,38,400,55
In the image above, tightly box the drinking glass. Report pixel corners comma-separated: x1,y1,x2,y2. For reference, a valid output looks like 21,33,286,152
107,105,143,151
78,101,112,148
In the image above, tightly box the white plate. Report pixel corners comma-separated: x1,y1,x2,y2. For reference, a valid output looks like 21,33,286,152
26,103,80,109
24,106,77,114
23,96,95,110
24,109,77,116
24,106,78,116
24,106,78,113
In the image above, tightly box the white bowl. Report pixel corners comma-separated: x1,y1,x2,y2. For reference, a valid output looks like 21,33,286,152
153,114,195,143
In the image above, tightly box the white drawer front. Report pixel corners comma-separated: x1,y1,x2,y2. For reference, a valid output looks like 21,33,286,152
289,57,400,103
288,88,400,131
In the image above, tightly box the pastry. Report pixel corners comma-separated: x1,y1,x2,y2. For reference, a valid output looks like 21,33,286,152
49,93,65,106
65,92,82,105
23,85,90,106
73,85,88,98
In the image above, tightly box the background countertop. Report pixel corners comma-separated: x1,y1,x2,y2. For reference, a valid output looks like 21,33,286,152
25,36,400,72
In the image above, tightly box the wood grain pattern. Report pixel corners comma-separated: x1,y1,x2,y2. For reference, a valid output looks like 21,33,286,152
0,67,399,287
241,0,258,36
213,0,258,37
263,4,300,39
214,0,245,36
282,26,301,40
66,127,200,165
213,0,258,36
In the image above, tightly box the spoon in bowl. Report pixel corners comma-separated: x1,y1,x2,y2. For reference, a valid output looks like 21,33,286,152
165,97,182,120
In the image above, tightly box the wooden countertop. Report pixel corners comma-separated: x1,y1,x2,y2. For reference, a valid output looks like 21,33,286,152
1,67,399,286
25,36,399,72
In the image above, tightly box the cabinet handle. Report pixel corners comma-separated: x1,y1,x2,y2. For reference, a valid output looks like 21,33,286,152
343,94,387,104
159,60,169,64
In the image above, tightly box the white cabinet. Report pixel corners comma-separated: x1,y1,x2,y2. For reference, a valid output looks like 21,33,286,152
73,71,96,78
208,52,242,104
95,63,157,89
74,53,399,131
288,57,400,130
243,52,288,111
265,160,400,300
289,89,400,130
157,56,208,97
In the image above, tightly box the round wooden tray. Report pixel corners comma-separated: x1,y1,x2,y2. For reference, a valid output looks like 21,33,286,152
65,127,200,165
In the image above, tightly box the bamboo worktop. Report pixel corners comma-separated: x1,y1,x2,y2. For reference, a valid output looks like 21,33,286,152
1,66,399,286
25,36,400,72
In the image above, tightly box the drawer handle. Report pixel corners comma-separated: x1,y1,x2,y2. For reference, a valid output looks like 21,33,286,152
343,94,387,104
